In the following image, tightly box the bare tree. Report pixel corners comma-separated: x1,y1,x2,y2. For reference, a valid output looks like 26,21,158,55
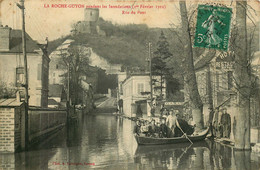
59,44,91,105
179,1,204,131
233,1,251,150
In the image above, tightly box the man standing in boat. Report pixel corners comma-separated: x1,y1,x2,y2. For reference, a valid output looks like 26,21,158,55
166,109,177,137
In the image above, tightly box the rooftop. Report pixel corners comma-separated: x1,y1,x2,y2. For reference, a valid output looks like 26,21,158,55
48,99,59,105
0,98,23,107
48,84,65,97
0,28,44,54
194,50,216,70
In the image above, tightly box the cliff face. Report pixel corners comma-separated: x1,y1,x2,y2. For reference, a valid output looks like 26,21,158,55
88,48,121,74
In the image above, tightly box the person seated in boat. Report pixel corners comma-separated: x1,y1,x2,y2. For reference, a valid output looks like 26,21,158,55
175,110,181,118
159,118,168,138
140,121,149,136
161,108,168,119
174,118,195,137
148,119,159,137
166,109,177,138
133,120,141,136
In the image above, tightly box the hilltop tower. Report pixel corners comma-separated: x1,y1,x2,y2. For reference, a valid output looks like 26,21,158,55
84,8,99,22
73,8,99,34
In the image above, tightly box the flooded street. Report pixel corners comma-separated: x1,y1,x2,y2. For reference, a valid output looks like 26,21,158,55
1,113,260,170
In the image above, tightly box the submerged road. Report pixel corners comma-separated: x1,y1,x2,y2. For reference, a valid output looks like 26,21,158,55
94,97,117,114
97,97,117,108
1,103,260,170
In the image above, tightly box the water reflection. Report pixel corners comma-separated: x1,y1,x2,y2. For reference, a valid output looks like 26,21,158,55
134,142,208,169
207,139,232,169
0,114,259,170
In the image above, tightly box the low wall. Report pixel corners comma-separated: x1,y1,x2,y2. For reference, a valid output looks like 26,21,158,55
0,106,66,153
0,105,25,153
28,108,66,144
0,108,16,153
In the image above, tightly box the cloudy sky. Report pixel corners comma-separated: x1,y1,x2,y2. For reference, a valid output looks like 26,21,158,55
1,0,259,42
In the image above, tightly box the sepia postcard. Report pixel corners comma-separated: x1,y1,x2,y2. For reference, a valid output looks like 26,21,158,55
0,0,260,169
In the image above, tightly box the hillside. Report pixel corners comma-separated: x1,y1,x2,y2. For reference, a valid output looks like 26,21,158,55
48,18,259,69
47,18,185,68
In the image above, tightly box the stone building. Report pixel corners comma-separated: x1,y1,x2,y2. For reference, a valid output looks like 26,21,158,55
72,8,99,35
192,50,260,142
0,25,49,107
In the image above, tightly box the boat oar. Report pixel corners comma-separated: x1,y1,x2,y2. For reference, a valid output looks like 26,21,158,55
176,119,193,144
177,143,193,166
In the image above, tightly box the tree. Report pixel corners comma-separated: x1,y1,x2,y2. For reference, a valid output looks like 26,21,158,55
0,82,16,98
233,1,251,150
96,68,118,94
59,44,91,105
152,31,178,99
179,1,204,131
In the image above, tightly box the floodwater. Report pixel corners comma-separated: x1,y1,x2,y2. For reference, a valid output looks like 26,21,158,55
1,113,260,170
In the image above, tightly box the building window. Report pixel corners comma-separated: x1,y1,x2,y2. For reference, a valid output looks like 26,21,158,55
137,83,144,94
216,73,219,91
206,72,209,95
56,64,59,69
222,73,226,90
37,64,42,80
90,11,92,16
227,71,233,90
16,67,24,87
120,83,123,95
53,78,56,84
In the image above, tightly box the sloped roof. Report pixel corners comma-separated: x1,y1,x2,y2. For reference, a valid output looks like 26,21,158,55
48,99,59,105
194,50,216,70
48,84,64,97
10,29,40,53
0,29,41,53
81,80,90,90
0,98,23,107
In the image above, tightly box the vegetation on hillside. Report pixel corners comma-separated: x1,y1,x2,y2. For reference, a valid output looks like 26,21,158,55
48,18,182,68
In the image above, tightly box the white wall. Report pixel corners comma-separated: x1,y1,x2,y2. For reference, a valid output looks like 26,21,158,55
0,53,44,107
88,48,121,74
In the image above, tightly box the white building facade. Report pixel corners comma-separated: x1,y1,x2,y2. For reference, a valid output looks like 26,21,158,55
121,74,166,117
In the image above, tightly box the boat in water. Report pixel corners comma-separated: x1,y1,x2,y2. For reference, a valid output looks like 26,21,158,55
134,127,210,145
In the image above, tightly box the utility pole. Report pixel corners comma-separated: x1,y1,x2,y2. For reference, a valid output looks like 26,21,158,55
149,42,153,100
17,0,29,150
66,62,70,124
67,63,70,105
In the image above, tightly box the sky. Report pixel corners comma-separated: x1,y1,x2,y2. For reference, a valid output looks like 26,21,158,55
0,0,259,42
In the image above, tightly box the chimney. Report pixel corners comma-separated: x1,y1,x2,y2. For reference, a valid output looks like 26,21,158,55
0,25,11,51
0,2,2,26
16,91,21,102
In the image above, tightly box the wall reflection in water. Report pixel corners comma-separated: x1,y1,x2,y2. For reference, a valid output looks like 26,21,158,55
0,114,259,170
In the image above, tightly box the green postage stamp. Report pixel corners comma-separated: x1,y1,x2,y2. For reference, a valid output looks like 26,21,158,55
194,5,232,51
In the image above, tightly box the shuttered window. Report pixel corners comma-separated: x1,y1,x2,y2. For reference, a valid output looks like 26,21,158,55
37,64,42,80
227,71,233,90
137,83,144,94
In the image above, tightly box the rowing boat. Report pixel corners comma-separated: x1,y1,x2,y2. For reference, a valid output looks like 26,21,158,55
134,127,210,145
